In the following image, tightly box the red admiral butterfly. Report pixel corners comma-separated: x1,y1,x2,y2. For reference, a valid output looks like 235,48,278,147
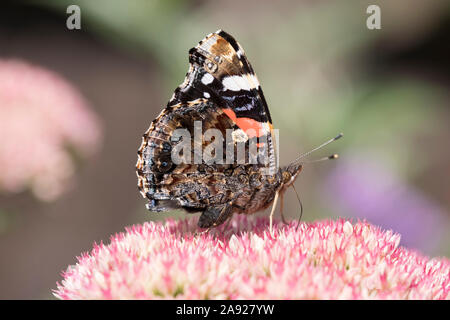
136,30,341,231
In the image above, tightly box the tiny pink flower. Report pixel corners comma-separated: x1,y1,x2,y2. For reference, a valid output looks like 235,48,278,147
54,216,450,299
0,59,102,201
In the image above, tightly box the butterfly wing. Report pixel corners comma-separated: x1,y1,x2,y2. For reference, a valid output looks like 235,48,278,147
169,30,278,171
170,30,274,138
136,30,280,226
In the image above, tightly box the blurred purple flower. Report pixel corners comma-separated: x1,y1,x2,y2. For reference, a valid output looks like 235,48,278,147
0,59,102,201
326,153,449,254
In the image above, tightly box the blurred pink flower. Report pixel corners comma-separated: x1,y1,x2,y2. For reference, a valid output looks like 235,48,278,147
54,216,449,300
0,59,102,201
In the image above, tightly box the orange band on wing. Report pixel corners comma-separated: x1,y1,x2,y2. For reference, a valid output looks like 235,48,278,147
222,108,269,138
222,108,237,122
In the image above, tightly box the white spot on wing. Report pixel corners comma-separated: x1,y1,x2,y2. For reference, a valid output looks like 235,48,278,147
203,92,211,98
201,73,214,85
222,74,260,91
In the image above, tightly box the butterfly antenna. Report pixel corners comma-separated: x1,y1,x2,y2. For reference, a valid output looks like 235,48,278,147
292,133,343,164
301,154,339,164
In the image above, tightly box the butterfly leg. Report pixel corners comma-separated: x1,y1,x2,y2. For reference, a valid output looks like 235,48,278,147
269,191,280,234
198,203,233,229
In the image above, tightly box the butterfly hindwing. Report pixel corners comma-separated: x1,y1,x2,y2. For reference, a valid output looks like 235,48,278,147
138,99,238,211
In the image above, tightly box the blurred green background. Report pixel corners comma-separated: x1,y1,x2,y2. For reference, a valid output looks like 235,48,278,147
0,0,449,299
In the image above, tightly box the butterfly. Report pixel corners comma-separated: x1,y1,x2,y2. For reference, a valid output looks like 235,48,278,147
136,30,341,231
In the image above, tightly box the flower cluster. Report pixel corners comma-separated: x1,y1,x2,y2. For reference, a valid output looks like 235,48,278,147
0,59,102,201
54,216,449,299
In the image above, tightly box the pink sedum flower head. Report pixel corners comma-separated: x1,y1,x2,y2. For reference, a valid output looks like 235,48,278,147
54,216,449,299
0,59,102,201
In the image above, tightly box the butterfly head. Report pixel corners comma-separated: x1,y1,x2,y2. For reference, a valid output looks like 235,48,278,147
280,162,303,190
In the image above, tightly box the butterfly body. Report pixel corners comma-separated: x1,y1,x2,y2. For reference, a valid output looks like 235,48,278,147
137,30,303,228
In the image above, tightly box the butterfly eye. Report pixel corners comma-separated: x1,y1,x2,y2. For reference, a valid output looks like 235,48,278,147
214,56,221,63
